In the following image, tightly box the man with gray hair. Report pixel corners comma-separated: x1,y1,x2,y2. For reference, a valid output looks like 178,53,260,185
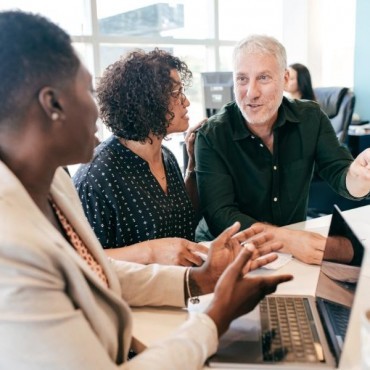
195,34,370,265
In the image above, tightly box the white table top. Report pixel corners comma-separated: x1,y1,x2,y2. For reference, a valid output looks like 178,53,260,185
132,205,370,370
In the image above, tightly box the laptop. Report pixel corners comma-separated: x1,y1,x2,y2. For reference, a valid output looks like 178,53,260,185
208,205,365,369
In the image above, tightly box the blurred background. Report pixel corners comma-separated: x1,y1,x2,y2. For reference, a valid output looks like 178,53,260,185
2,0,368,169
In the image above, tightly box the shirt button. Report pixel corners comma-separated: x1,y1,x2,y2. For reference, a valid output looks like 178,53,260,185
273,197,278,202
251,135,255,139
273,165,277,170
259,143,264,147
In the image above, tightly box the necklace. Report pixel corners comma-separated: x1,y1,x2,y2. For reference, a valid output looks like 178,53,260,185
156,173,166,181
149,165,168,193
150,166,166,181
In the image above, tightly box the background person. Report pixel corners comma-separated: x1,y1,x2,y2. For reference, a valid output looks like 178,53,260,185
195,34,370,265
285,62,316,101
0,11,292,370
74,49,207,266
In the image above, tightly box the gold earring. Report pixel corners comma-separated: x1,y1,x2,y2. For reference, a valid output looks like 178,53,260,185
51,112,59,121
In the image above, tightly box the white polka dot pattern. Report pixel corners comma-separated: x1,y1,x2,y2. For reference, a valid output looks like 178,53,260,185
73,136,196,248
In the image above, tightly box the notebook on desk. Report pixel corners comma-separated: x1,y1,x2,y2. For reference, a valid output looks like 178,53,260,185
208,205,365,369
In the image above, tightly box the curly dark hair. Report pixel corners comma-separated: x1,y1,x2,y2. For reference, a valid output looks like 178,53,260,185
96,48,192,142
0,11,80,122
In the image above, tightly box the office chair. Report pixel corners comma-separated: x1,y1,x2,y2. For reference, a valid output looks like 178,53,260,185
314,87,355,144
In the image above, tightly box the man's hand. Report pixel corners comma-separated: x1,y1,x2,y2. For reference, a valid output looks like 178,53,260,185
255,223,326,265
346,148,370,197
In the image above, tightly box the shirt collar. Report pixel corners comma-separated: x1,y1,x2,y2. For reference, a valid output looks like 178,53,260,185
232,97,301,141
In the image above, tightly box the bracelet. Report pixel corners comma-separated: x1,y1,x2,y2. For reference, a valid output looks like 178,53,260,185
185,267,200,304
185,169,196,179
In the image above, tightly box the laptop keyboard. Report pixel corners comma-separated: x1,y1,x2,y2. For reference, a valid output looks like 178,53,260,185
323,300,350,339
260,296,321,363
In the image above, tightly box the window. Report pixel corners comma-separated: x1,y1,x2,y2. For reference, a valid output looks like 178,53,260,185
1,0,356,168
1,0,92,35
218,0,283,40
1,0,356,120
96,0,214,39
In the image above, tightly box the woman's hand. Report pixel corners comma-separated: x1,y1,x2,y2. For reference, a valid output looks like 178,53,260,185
232,223,284,273
205,243,293,336
105,238,209,266
184,118,207,169
189,222,285,297
147,238,209,266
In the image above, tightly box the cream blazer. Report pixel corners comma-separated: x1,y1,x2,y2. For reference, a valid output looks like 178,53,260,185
0,162,218,370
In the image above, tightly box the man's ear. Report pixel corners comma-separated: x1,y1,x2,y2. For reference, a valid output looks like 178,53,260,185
283,68,290,88
38,87,64,121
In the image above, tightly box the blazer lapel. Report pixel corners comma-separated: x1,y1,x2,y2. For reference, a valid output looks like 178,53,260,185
49,168,123,295
0,162,121,296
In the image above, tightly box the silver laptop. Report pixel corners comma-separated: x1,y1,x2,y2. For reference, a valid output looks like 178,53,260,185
208,205,365,369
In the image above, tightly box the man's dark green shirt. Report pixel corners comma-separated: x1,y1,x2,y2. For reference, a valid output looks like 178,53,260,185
195,97,355,237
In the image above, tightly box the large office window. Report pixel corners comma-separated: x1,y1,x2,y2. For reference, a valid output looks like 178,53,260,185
218,0,283,40
1,0,92,35
1,0,356,120
1,0,356,166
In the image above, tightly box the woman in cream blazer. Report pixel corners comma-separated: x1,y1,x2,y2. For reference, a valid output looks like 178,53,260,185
0,163,217,369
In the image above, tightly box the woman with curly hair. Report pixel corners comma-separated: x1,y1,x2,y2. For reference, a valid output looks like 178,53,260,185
73,49,208,266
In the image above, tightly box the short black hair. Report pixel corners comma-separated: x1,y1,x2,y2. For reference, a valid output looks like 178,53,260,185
97,48,192,142
0,10,80,121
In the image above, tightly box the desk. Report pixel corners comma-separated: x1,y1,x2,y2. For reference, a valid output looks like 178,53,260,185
132,205,370,370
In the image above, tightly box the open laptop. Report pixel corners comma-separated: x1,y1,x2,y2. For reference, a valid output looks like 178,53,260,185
208,205,365,369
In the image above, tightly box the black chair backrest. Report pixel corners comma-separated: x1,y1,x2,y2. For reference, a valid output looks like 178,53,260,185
314,87,356,143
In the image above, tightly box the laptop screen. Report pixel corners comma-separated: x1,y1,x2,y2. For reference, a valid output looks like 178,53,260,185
315,205,365,362
316,204,364,306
